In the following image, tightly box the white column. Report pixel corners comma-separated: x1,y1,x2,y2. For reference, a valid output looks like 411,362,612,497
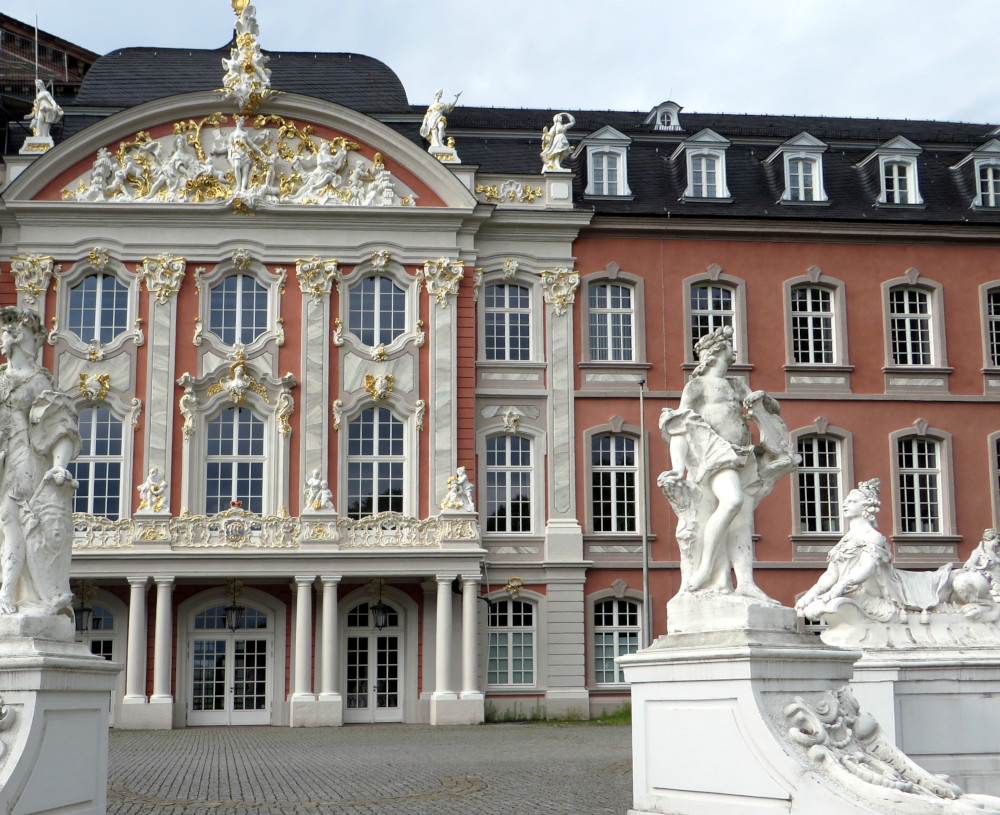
292,576,315,700
433,574,457,698
319,576,341,700
123,577,149,703
150,577,174,702
461,575,482,697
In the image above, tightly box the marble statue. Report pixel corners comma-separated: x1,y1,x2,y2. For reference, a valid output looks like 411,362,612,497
26,79,63,140
420,89,461,149
293,140,347,202
146,134,209,199
540,112,575,172
441,466,475,512
221,0,270,114
304,468,322,509
0,308,80,617
796,479,1000,636
314,481,334,512
658,325,797,601
137,467,167,512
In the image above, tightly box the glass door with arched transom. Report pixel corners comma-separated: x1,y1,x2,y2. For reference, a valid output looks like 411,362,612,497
343,600,403,723
188,603,272,726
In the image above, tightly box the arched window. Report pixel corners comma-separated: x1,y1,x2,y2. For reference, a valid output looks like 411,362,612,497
205,408,265,514
68,273,129,344
896,436,942,534
888,287,933,366
485,435,533,533
787,158,817,201
690,154,719,198
348,276,406,347
790,285,835,365
593,598,640,684
588,283,634,361
70,405,124,519
689,283,735,353
591,151,621,196
795,435,843,534
346,407,404,518
591,434,637,532
980,164,1000,207
209,274,269,345
484,283,530,361
487,599,534,686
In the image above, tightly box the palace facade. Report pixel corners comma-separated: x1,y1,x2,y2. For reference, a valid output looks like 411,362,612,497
2,12,1000,728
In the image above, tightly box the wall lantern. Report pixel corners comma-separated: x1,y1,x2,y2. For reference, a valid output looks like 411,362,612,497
72,580,96,633
368,578,390,630
225,578,246,632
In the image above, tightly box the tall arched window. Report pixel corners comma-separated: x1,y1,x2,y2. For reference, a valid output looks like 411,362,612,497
68,273,129,344
588,283,634,362
70,405,124,519
346,407,404,518
591,434,637,532
484,283,530,361
348,276,406,347
209,274,269,346
593,598,640,684
689,283,735,353
485,435,532,533
795,435,843,533
487,599,535,686
205,408,265,514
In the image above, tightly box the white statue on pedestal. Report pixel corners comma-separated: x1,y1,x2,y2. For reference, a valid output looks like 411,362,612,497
137,467,167,512
26,79,62,140
540,112,575,172
0,308,80,618
441,466,475,512
420,89,461,150
795,479,1000,637
658,325,797,602
314,481,334,512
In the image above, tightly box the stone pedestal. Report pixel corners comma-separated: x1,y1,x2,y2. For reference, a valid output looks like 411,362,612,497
429,694,483,725
851,649,1000,795
289,697,343,727
18,136,54,156
0,635,120,815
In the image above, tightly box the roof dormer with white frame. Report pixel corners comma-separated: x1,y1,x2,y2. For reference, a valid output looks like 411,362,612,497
766,132,829,204
573,125,633,198
857,135,924,206
672,128,732,201
951,139,1000,209
644,101,683,132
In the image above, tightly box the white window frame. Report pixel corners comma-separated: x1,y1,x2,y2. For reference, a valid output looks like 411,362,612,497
204,406,268,516
980,281,1000,372
644,101,682,132
573,126,632,197
789,422,855,543
950,139,1000,209
794,434,845,535
343,405,408,520
990,431,1000,529
338,257,421,356
486,598,536,687
71,403,128,520
766,133,829,204
592,597,641,685
483,433,535,535
584,422,643,536
683,266,749,368
978,163,1000,208
889,424,956,540
674,129,732,201
196,256,283,355
880,270,950,392
782,268,850,387
52,256,141,357
857,136,923,205
587,281,635,362
482,281,533,362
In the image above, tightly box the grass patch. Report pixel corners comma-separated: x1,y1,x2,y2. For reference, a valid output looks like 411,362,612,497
484,700,547,722
483,701,631,725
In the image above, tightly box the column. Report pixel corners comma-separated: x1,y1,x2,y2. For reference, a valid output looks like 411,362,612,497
292,576,315,700
150,577,174,702
433,574,456,698
461,575,482,697
123,577,148,704
319,576,341,700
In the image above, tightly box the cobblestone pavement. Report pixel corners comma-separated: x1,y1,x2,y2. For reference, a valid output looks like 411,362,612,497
108,723,632,815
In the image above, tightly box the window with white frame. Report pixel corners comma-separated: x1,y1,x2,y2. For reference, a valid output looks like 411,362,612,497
80,603,116,659
348,276,406,347
68,273,129,344
575,126,632,197
205,407,265,515
888,287,932,365
588,282,634,361
591,434,637,533
591,152,621,196
883,161,913,205
896,437,941,534
484,284,530,361
994,436,1000,515
788,158,817,202
981,165,1000,208
790,286,835,364
767,133,829,204
485,435,532,533
690,154,720,198
988,288,1000,367
346,407,404,519
795,435,842,534
858,137,923,205
70,405,124,519
690,283,735,354
487,599,534,686
593,598,640,684
209,274,269,346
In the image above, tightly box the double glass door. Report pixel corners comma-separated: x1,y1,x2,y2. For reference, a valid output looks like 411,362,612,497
343,602,402,723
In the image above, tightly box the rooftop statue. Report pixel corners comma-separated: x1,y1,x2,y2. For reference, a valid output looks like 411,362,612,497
540,112,575,172
795,479,1000,647
420,89,461,150
26,79,63,140
0,308,80,619
658,325,798,603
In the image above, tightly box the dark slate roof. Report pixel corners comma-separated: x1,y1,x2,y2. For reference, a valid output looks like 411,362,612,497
73,45,410,112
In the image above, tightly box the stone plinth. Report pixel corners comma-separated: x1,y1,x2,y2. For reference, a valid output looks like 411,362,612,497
289,696,343,727
851,648,1000,796
0,635,120,815
429,694,484,725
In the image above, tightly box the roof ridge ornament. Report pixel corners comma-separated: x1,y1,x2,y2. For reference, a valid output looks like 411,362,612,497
221,1,271,115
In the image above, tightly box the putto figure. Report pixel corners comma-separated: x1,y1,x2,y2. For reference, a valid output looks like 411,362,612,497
658,325,797,601
0,308,81,618
441,466,475,512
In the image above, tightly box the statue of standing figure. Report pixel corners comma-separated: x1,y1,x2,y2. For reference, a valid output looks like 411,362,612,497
26,79,63,140
540,112,575,172
420,89,461,150
658,325,797,602
0,308,80,618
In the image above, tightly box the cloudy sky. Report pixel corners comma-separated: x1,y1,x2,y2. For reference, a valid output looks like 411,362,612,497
5,0,999,123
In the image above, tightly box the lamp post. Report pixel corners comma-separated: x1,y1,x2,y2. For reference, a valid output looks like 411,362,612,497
639,379,651,647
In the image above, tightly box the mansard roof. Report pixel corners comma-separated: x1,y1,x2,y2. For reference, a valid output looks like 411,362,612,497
74,45,410,112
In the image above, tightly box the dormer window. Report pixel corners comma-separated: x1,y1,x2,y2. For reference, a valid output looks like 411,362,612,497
766,133,829,203
857,136,923,205
573,126,633,197
950,139,1000,208
644,101,682,132
673,129,731,201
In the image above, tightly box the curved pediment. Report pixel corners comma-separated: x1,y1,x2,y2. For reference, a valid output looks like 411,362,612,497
4,91,476,212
